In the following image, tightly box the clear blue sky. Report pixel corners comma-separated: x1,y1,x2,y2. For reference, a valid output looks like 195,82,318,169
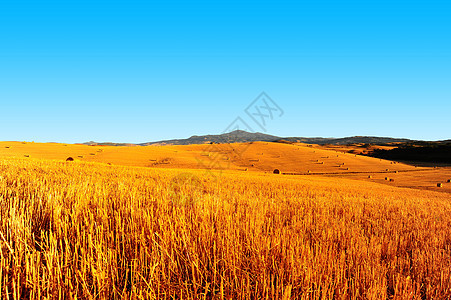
1,0,450,143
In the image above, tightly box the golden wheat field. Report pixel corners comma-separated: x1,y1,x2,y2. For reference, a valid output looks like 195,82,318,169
0,150,451,299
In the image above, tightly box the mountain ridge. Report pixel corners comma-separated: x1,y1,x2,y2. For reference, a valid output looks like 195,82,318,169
84,130,435,146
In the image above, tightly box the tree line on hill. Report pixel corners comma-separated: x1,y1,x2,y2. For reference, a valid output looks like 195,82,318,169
368,142,451,164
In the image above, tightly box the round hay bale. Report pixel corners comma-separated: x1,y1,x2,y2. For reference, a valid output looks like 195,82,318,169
66,157,74,162
385,177,389,181
447,179,451,183
386,169,389,171
389,179,395,182
437,183,443,187
273,169,280,174
368,175,372,179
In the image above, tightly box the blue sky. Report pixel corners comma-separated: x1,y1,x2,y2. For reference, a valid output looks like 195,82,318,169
0,0,450,143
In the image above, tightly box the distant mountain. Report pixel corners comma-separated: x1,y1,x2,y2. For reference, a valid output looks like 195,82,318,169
140,130,280,146
84,131,450,147
138,131,415,146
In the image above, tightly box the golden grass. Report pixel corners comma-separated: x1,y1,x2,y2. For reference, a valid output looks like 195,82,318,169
0,157,451,299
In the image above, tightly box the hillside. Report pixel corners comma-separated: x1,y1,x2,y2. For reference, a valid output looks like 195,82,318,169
0,140,416,173
1,140,450,193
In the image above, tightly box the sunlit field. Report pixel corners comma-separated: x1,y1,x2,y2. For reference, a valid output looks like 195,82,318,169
1,156,450,299
2,141,451,194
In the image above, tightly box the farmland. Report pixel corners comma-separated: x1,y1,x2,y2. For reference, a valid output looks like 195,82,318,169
1,141,451,193
0,142,451,298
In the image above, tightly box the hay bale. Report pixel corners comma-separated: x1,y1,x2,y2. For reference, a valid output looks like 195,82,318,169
386,169,389,171
5,146,10,148
385,177,389,181
437,183,443,187
66,157,74,162
447,179,451,183
368,175,372,179
24,155,29,158
389,179,395,182
244,168,248,171
273,169,280,174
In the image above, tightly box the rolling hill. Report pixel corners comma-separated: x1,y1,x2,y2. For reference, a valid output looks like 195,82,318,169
1,140,450,193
